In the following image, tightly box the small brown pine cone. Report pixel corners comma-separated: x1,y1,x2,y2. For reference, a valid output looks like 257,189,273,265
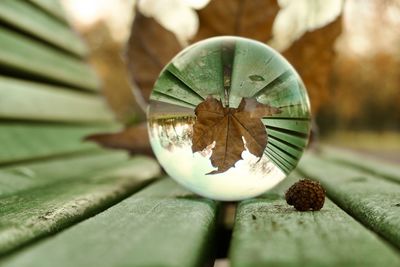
285,179,325,211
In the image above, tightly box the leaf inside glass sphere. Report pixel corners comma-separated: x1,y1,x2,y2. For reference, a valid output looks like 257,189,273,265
192,96,281,174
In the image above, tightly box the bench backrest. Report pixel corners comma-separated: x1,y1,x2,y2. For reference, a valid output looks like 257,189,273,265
0,0,117,166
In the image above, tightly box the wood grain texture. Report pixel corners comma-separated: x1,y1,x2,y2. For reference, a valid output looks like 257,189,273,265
153,71,204,107
298,153,400,249
0,27,99,91
0,123,119,164
257,75,311,119
0,156,160,255
0,150,129,198
0,0,86,57
229,172,400,267
150,91,197,109
230,39,289,108
0,179,219,267
0,76,113,123
321,146,400,184
167,40,224,101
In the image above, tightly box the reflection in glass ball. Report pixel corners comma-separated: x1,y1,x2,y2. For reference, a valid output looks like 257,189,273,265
147,36,311,201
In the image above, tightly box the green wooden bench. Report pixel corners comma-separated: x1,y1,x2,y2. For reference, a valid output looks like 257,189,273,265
1,1,400,267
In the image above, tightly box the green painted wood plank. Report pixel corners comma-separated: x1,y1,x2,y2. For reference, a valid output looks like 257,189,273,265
298,153,400,249
0,123,119,164
229,39,289,108
0,27,99,91
0,179,219,267
0,76,111,121
257,77,311,119
261,88,303,107
0,150,129,198
267,128,308,149
265,151,291,174
151,91,197,109
262,118,311,134
153,71,204,107
0,156,160,255
27,0,67,23
168,39,225,101
321,146,400,184
257,76,307,106
263,104,310,118
229,172,400,267
266,143,297,169
0,0,87,57
268,135,303,159
254,70,295,97
0,76,113,122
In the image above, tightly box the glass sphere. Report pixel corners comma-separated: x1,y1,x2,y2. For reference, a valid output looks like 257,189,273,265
147,36,311,201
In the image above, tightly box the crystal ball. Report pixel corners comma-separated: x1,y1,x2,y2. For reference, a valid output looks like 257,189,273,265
147,36,311,201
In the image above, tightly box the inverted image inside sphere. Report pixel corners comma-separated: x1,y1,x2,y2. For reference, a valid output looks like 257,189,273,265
147,36,311,201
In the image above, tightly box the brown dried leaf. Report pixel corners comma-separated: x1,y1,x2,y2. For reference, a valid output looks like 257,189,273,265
283,16,342,114
85,123,153,156
192,97,280,174
126,12,182,106
194,0,279,42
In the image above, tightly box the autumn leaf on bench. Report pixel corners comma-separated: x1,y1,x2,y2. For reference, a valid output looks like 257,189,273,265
192,96,281,174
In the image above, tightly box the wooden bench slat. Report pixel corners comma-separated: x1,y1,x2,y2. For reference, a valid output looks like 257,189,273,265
0,150,129,198
26,0,67,23
298,153,400,249
267,128,308,148
150,91,197,109
0,0,87,57
262,118,310,134
167,40,225,101
153,71,204,107
268,136,303,158
0,76,113,123
0,123,119,164
264,151,292,174
0,156,160,255
230,39,288,108
322,147,400,184
229,172,400,267
0,27,99,91
0,179,219,267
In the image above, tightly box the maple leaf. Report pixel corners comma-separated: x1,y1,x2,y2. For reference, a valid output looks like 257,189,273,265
192,96,281,174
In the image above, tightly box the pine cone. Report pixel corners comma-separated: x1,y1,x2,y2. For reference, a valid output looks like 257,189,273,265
285,179,325,211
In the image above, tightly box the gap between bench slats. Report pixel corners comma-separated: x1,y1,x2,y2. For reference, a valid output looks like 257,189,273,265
0,0,86,57
0,150,130,198
298,153,400,249
0,27,98,91
0,123,120,165
0,178,219,267
0,76,113,123
0,155,160,255
229,171,400,267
